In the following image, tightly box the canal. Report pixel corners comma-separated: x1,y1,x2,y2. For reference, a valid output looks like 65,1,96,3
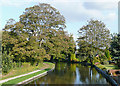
26,62,110,85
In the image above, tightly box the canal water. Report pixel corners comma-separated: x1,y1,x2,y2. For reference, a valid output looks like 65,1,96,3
26,62,110,85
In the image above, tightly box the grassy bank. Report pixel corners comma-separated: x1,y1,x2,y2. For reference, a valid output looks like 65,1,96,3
96,64,119,70
2,68,51,85
2,62,55,80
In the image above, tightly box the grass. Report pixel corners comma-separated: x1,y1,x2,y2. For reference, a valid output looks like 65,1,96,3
2,68,51,85
2,62,55,80
97,64,119,70
44,62,54,67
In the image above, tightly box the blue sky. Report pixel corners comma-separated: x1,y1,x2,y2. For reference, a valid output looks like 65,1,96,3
0,0,119,41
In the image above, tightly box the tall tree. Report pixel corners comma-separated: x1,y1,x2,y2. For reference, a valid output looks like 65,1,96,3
19,3,66,47
2,3,76,65
77,20,111,60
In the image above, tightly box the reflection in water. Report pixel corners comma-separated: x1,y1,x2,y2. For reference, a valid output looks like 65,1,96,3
74,67,82,84
26,62,109,85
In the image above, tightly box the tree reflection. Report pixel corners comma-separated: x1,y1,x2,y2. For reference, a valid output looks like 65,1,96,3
27,63,108,85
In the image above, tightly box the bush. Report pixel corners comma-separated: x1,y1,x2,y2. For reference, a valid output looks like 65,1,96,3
99,54,107,63
2,51,13,73
93,57,100,64
70,53,76,61
102,61,109,65
105,49,111,60
30,58,35,66
12,62,16,68
16,61,22,67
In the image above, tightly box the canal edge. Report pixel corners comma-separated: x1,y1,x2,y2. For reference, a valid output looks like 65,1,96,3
14,67,55,86
93,65,118,86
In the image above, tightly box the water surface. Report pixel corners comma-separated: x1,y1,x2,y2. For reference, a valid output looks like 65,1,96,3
26,62,109,85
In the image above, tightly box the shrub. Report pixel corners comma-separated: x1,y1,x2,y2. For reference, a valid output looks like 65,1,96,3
105,49,111,60
12,62,16,68
16,61,22,67
93,56,100,64
70,54,76,61
100,54,107,63
2,51,13,73
102,61,109,65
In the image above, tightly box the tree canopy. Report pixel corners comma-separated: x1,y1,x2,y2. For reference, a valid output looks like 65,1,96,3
77,19,111,61
2,3,76,73
110,33,120,57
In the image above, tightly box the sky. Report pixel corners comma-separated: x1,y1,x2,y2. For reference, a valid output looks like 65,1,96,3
0,0,119,41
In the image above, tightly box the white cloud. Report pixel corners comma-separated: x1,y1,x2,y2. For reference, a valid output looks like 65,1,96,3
0,0,118,33
0,0,117,22
83,2,117,11
45,1,117,23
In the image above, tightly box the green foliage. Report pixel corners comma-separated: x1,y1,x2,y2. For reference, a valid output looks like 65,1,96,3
99,53,107,63
97,64,119,70
77,19,111,62
70,53,76,61
12,62,17,68
110,33,120,67
110,33,120,57
102,61,109,65
105,48,111,60
16,61,22,68
92,57,100,64
2,3,75,73
2,51,13,73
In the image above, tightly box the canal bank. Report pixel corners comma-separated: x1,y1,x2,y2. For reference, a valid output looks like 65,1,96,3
79,62,118,86
16,67,55,85
93,65,118,86
0,63,55,86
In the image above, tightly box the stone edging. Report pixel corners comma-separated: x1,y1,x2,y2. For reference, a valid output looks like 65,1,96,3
93,65,118,86
14,67,55,86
